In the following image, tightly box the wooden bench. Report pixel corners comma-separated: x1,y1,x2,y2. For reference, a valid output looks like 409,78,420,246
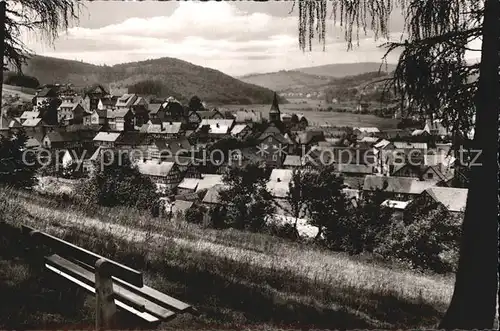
21,224,194,329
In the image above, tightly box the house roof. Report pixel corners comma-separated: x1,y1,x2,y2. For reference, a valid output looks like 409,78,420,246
162,122,182,134
234,110,262,123
115,94,137,108
202,184,227,204
22,118,43,127
343,188,361,200
148,103,163,114
381,199,412,210
44,131,81,143
136,160,175,177
363,175,438,194
374,139,392,149
359,136,379,143
231,124,248,136
37,87,58,98
65,124,103,132
394,141,428,150
283,155,302,167
151,137,192,156
198,119,234,135
93,132,121,142
335,164,374,174
196,174,224,192
106,109,130,119
115,131,149,146
133,96,147,106
20,111,40,120
295,131,325,145
26,137,42,148
99,96,118,107
424,187,468,212
178,178,200,191
171,200,194,215
195,110,222,120
354,127,380,133
342,176,366,190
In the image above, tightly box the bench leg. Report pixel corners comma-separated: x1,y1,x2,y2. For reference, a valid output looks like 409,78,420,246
95,259,117,330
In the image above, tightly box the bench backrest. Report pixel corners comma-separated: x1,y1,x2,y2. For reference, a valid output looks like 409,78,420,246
21,224,143,287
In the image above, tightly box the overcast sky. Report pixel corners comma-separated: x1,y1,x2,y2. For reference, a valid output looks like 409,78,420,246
22,1,414,76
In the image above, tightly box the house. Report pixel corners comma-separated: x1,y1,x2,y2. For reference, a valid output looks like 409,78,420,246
58,101,85,125
295,130,325,151
35,86,59,109
82,84,109,112
19,111,40,124
114,131,150,160
357,136,379,148
372,139,395,175
393,141,428,166
161,199,195,219
363,175,439,200
356,103,370,113
93,132,121,148
178,174,224,196
106,109,134,131
230,124,251,139
162,97,187,123
294,114,309,130
257,130,295,168
188,109,224,127
266,169,293,198
283,155,303,169
131,96,149,126
147,137,192,160
148,103,164,121
42,131,85,150
98,95,118,110
380,129,411,140
380,199,412,220
234,110,262,123
136,160,183,193
83,110,102,126
418,187,468,214
353,127,380,139
391,163,452,183
1,115,22,130
308,146,376,166
196,119,234,137
201,184,227,206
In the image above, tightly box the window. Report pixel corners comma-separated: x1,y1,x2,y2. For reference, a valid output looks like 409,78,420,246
427,172,434,179
268,137,273,142
272,154,278,161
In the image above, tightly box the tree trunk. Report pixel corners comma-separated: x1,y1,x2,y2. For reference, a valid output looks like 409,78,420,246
0,0,5,129
439,0,500,328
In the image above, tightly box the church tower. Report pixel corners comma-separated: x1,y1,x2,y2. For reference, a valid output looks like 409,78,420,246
269,92,281,123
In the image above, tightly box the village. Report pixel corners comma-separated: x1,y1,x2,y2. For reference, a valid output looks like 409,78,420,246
0,83,470,238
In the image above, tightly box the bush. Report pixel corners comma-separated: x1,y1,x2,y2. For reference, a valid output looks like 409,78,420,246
78,154,159,212
375,203,462,273
3,72,40,89
184,204,206,224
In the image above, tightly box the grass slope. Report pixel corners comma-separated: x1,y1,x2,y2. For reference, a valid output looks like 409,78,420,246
295,62,397,78
15,55,282,104
0,187,453,329
239,71,334,92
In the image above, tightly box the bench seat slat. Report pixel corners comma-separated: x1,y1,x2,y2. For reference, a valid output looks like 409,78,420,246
45,264,159,324
45,254,176,321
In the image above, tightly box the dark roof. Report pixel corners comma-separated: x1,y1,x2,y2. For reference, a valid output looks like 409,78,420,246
115,131,149,146
100,96,118,107
151,137,192,155
44,131,81,143
148,103,163,114
195,110,222,120
84,84,109,96
37,87,58,98
295,130,325,145
65,124,102,132
363,175,438,194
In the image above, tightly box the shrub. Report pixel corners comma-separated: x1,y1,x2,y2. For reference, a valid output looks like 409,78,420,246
78,154,159,212
375,202,462,273
3,71,40,89
184,204,206,224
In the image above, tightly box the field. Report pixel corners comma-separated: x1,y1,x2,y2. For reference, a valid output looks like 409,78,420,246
220,100,398,129
2,84,36,101
0,187,454,329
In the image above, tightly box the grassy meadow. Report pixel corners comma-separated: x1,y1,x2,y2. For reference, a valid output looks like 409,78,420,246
0,187,454,330
220,100,399,129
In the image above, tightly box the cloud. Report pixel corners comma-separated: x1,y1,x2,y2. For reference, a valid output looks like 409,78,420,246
23,1,400,76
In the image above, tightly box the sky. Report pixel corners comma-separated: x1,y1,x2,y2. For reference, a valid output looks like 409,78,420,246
19,1,478,77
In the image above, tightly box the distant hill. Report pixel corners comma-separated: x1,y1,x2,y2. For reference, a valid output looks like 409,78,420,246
239,70,334,92
295,62,397,78
238,62,397,93
12,55,285,105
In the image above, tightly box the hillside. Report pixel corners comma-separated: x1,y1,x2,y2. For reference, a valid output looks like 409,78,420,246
295,62,397,78
239,70,334,91
13,56,284,104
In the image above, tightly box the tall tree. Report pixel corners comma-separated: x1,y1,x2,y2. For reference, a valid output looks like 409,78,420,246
0,0,80,128
295,0,498,328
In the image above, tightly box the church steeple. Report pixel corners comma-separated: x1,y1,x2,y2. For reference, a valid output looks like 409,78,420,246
269,92,280,122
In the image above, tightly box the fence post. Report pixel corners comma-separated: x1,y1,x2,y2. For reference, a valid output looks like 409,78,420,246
95,258,117,330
